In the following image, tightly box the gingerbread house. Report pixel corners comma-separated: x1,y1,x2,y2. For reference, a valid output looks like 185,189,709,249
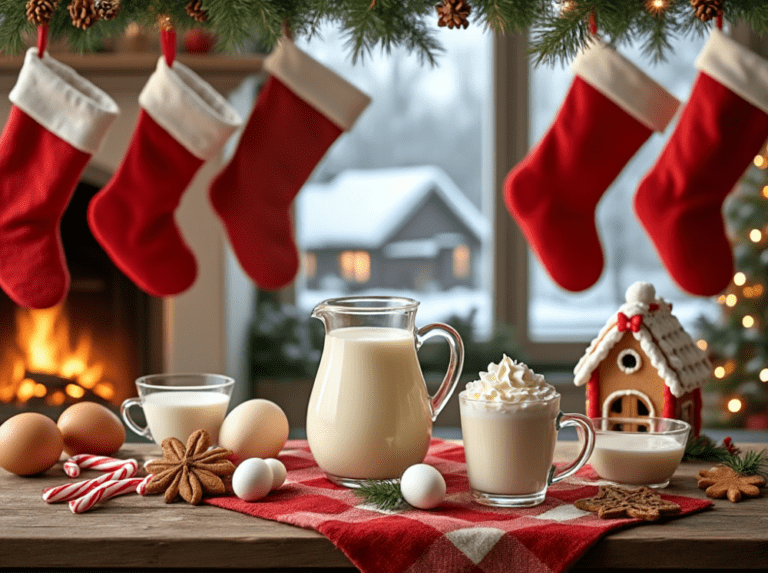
573,282,712,436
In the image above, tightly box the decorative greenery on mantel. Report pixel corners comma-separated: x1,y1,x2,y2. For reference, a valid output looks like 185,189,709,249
2,1,767,65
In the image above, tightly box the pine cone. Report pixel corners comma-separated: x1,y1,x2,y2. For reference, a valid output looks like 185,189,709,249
186,0,209,24
94,0,120,21
436,0,471,30
26,0,59,26
690,0,723,23
68,0,99,30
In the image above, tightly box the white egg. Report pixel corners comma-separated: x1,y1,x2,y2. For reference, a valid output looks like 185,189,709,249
232,458,273,502
400,464,446,510
264,458,287,490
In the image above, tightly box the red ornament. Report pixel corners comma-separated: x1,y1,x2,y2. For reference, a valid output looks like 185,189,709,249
183,29,216,53
745,413,768,430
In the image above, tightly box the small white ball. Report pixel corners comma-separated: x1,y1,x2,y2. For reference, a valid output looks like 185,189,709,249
625,281,655,305
400,464,446,510
232,458,273,502
264,458,287,490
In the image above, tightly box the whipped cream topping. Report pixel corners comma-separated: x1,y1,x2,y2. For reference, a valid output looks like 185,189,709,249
463,355,558,404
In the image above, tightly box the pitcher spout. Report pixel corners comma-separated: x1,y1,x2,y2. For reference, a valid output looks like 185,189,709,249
311,302,329,327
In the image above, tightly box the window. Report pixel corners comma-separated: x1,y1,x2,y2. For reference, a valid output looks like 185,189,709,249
339,251,371,283
452,245,470,279
295,25,493,335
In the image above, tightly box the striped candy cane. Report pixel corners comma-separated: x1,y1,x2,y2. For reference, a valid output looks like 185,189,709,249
68,477,147,514
137,474,154,496
43,459,138,503
64,455,135,478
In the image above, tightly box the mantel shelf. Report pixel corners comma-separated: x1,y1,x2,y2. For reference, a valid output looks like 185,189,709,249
0,51,265,76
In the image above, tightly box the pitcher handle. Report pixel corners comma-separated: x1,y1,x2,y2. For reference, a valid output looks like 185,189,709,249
417,323,464,422
548,413,596,486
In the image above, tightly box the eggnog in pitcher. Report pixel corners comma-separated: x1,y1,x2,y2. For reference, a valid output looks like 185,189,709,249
306,326,432,480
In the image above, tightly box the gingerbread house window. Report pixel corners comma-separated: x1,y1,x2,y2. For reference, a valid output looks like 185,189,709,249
617,348,642,374
603,389,655,430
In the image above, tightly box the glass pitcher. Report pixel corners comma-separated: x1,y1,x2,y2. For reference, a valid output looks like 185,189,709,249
307,296,464,487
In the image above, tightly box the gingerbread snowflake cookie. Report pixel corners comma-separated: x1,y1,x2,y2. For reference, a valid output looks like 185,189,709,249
697,465,766,503
144,429,236,505
575,485,681,521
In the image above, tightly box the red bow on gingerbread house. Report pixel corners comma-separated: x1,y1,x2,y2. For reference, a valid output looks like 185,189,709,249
617,312,643,332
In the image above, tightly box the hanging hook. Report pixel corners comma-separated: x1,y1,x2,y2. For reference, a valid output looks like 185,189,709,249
589,10,598,36
37,24,48,58
159,15,176,67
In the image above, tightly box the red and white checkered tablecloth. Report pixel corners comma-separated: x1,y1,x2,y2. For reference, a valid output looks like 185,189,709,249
206,439,711,573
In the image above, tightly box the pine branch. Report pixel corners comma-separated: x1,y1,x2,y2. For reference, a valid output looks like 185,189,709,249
354,479,408,510
721,449,768,478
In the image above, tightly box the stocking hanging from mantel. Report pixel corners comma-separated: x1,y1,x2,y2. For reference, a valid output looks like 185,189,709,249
88,27,242,298
209,37,372,291
0,28,119,309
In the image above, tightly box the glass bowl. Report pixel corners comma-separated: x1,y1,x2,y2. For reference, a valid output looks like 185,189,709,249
589,417,691,488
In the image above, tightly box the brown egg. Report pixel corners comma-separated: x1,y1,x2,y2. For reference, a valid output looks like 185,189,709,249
57,402,126,456
0,413,64,476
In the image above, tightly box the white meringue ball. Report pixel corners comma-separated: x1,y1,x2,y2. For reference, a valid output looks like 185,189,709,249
232,458,273,502
264,458,287,490
400,464,446,510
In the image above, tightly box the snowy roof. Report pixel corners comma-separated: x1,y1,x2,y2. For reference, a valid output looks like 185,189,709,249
573,282,712,398
296,166,490,249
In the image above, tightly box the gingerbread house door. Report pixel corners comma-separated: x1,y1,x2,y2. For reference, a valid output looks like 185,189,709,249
605,391,653,431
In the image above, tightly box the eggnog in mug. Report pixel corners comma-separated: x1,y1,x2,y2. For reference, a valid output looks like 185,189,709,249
460,356,595,507
142,391,230,444
306,326,433,480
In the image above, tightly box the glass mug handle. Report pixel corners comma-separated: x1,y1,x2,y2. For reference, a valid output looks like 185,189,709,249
120,398,153,441
416,323,465,422
548,413,596,486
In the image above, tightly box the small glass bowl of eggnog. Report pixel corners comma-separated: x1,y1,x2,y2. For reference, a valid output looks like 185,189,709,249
589,417,690,488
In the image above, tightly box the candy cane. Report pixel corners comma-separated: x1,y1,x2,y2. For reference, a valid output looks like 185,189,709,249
137,474,154,496
64,455,133,478
43,459,138,503
68,477,144,514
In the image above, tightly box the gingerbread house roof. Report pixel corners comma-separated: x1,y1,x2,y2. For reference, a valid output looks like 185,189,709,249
573,282,712,398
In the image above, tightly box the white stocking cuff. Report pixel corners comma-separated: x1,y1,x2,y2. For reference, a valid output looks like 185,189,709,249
572,39,680,132
139,57,242,160
9,48,119,154
696,28,768,115
264,38,371,131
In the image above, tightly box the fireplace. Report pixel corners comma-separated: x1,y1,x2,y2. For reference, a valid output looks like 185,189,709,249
0,173,162,420
0,51,263,424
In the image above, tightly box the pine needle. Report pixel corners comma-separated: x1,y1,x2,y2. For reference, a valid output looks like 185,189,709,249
721,449,768,478
684,434,733,463
353,480,408,511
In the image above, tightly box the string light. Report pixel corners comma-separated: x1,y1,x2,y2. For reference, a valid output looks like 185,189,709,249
742,315,755,328
762,185,768,199
755,155,767,168
727,398,743,413
717,294,727,304
645,0,669,15
560,1,577,13
726,294,738,307
714,366,726,378
760,368,768,382
734,272,747,286
697,339,708,351
750,229,763,242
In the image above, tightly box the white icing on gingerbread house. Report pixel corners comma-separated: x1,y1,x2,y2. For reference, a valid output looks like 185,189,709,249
573,282,712,434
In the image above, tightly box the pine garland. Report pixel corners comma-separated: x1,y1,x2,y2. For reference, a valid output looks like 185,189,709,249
0,1,767,63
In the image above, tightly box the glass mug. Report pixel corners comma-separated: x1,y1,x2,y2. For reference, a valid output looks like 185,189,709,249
307,296,464,488
121,373,234,446
459,391,595,507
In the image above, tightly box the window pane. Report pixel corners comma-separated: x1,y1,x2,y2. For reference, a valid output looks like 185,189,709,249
528,34,719,341
295,27,493,335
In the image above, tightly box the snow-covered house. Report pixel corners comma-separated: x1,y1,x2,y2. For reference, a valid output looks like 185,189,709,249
297,166,490,292
573,282,712,436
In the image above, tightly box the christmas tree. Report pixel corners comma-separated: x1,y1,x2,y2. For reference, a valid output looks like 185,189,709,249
698,149,768,430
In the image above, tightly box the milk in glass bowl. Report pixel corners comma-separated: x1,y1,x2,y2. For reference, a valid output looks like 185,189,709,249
589,417,690,488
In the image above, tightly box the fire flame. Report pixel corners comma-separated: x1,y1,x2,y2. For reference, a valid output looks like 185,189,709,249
0,305,115,405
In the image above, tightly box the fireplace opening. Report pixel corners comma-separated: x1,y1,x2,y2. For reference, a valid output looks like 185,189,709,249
0,169,163,423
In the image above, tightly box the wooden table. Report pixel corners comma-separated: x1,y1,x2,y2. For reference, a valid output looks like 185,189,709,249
1,443,766,571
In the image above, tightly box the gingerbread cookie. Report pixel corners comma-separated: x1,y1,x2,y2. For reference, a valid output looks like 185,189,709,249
575,485,681,521
697,465,765,503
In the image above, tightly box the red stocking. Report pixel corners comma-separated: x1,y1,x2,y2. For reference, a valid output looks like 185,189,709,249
504,41,679,292
635,30,768,296
210,38,371,290
0,48,118,309
88,58,241,297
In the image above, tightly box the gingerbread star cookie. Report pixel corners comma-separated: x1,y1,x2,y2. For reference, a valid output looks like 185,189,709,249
144,429,236,505
575,485,681,521
697,465,765,503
